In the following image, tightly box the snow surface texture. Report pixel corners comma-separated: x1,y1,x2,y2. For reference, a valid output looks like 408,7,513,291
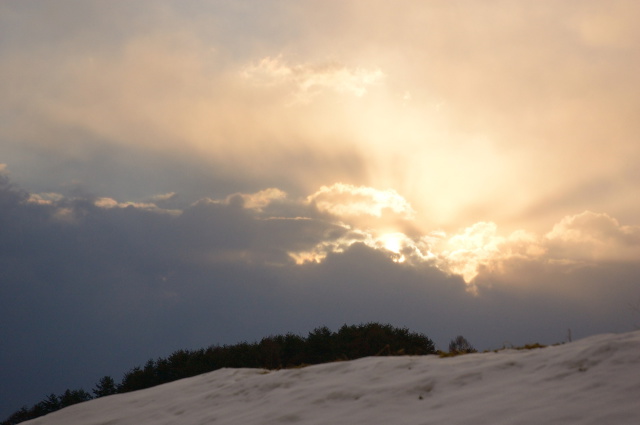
25,331,640,425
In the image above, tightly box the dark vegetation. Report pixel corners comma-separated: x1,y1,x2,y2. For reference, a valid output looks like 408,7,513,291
438,335,478,357
2,323,436,425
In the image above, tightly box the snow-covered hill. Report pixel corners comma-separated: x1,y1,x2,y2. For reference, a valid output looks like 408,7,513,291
24,331,640,425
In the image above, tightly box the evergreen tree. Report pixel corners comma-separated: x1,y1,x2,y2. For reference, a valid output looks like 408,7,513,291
1,406,31,425
40,393,60,414
305,326,336,363
59,389,92,408
2,322,438,424
93,376,117,398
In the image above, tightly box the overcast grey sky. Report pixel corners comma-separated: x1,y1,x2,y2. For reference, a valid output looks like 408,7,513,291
1,0,640,417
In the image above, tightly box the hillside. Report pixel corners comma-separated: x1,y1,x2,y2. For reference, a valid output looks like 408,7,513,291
22,330,640,425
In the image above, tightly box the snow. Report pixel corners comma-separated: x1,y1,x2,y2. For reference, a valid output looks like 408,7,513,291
24,331,640,425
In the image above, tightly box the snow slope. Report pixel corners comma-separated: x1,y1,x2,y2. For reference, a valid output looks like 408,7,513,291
24,331,640,425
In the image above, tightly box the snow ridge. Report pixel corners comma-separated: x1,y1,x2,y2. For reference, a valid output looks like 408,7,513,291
25,331,640,425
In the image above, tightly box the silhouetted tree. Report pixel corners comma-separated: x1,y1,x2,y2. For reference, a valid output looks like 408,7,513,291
305,326,336,363
118,366,150,393
1,406,31,425
39,393,60,414
93,376,117,398
448,335,477,354
2,322,437,424
59,389,92,408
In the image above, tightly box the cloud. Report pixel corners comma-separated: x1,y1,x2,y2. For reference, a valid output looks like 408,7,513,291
0,26,373,201
242,55,384,102
545,211,640,262
432,222,507,286
26,192,64,205
284,183,425,264
1,1,640,417
3,1,640,236
147,192,177,203
5,173,637,294
568,0,639,49
228,188,288,211
1,174,639,418
307,183,415,220
427,211,640,290
94,197,166,211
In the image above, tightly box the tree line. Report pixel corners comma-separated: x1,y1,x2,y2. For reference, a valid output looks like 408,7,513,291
2,323,436,425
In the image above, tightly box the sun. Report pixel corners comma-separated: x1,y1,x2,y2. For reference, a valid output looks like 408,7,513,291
379,233,402,253
377,232,407,262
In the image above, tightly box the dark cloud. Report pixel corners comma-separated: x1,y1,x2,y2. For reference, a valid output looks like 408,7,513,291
1,174,639,418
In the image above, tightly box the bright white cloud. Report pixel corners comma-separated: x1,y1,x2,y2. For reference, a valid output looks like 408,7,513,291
433,222,505,285
290,227,437,267
286,197,640,291
307,183,415,220
278,184,640,288
427,211,640,288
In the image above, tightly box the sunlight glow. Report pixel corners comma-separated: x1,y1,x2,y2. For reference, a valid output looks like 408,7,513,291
375,232,407,263
308,183,416,219
242,56,384,102
379,232,403,253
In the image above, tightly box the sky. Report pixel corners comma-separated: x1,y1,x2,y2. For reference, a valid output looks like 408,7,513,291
1,0,640,417
18,330,640,424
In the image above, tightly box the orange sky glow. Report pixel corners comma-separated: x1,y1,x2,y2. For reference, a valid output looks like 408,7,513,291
2,2,640,416
2,1,639,291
